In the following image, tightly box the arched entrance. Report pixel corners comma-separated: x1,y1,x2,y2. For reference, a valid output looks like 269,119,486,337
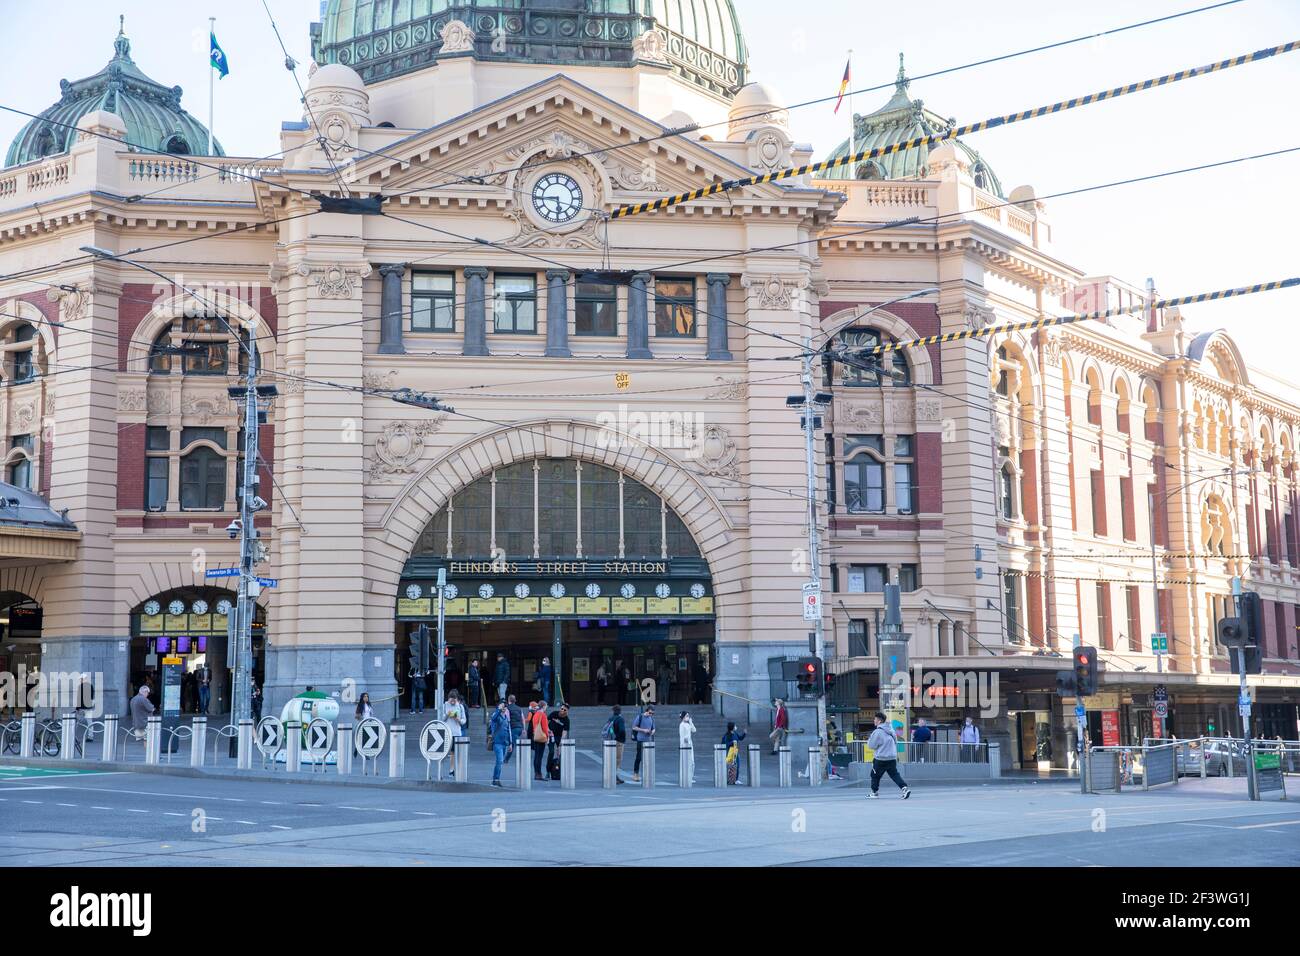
130,587,266,715
396,458,717,708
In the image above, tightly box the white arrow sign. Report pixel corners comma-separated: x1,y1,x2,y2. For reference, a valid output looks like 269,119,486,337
354,717,386,758
419,720,453,762
255,717,282,756
305,718,334,758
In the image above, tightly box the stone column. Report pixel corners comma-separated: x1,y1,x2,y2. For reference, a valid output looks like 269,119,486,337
463,266,490,356
544,269,572,358
705,273,733,361
626,272,653,359
377,263,407,355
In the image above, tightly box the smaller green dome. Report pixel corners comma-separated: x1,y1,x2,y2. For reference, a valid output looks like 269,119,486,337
5,17,221,169
822,54,1002,197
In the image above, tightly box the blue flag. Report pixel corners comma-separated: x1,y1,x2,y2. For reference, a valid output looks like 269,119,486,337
210,31,230,78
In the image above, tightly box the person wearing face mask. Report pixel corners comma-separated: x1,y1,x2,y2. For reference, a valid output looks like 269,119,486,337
959,717,981,762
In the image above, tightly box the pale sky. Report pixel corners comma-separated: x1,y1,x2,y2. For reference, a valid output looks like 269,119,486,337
1,0,1297,380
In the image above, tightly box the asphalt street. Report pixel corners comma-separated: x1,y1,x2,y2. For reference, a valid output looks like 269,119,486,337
1,766,1296,867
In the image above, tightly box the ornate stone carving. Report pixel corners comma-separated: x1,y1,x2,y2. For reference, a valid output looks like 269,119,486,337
371,418,447,480
1041,333,1061,367
694,425,739,481
363,369,398,392
505,203,604,251
281,376,305,396
632,29,669,64
118,389,146,413
439,19,475,54
889,400,915,423
844,403,883,427
706,376,748,401
965,305,995,332
916,398,943,423
297,262,372,299
46,285,90,321
742,274,804,311
181,394,223,425
13,403,36,431
147,391,170,415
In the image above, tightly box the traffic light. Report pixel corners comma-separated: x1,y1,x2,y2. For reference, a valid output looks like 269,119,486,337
1238,591,1262,646
824,670,837,697
1054,670,1077,697
411,624,430,672
1229,644,1262,676
1217,617,1245,648
793,657,822,696
1073,646,1098,697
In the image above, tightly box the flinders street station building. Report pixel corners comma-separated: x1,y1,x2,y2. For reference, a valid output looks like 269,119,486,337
1,0,1298,767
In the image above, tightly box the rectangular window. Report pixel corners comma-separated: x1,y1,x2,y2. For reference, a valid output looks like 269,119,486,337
1119,475,1135,541
1004,572,1020,642
1286,510,1297,565
146,457,168,511
536,459,576,557
580,464,620,558
893,435,916,515
493,462,535,558
825,435,836,515
10,434,32,453
575,281,618,336
1125,585,1141,652
12,350,33,384
493,274,537,334
844,435,885,514
899,564,920,592
654,277,697,338
846,564,887,593
180,448,226,510
847,618,869,657
1090,470,1107,537
412,273,456,333
146,426,171,451
1096,582,1112,650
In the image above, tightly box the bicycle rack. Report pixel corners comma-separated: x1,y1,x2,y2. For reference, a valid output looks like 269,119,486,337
163,725,192,765
0,720,20,755
211,724,238,765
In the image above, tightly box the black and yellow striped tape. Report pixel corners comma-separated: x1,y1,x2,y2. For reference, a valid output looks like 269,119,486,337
851,278,1300,356
610,39,1300,220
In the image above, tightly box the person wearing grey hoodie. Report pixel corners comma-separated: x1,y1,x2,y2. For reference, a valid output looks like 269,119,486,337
866,712,911,799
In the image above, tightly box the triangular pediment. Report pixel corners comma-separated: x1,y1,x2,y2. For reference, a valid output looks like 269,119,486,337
304,74,796,211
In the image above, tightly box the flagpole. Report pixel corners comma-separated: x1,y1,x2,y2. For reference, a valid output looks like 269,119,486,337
848,49,855,164
208,17,215,155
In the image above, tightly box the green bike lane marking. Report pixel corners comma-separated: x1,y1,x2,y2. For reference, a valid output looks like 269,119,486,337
0,765,116,779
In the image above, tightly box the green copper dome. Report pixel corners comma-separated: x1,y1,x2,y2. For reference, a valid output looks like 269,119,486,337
5,18,221,169
311,0,746,96
822,54,1002,197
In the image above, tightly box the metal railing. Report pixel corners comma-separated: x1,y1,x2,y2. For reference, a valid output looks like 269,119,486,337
849,739,989,764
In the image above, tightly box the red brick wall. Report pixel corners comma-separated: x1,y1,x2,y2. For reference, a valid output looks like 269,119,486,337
117,424,144,510
1019,448,1039,525
917,432,943,514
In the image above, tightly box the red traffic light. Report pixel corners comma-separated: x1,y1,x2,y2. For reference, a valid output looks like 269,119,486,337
804,663,816,673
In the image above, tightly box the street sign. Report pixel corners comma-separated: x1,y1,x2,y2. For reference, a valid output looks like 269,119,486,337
255,577,278,588
801,582,822,622
1154,701,1168,718
1151,633,1168,653
1239,701,1252,718
354,717,386,758
204,568,240,578
255,716,282,757
305,718,334,760
615,372,630,391
419,720,454,762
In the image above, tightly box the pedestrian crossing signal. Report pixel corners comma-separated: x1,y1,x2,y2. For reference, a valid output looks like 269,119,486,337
1073,646,1098,697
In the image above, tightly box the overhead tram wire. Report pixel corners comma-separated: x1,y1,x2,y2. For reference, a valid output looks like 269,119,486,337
608,38,1300,220
372,0,1248,203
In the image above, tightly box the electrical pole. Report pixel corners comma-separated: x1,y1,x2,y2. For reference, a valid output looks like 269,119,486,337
799,337,828,745
435,567,447,712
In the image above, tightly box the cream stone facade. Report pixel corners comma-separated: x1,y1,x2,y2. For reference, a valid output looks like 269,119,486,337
1,4,1297,761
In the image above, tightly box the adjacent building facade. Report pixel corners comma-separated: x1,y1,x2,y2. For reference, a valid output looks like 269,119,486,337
0,2,1296,763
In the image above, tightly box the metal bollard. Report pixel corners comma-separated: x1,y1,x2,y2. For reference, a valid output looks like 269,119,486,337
641,741,656,789
101,714,118,762
145,716,162,765
19,712,35,757
1226,750,1234,779
559,738,575,789
747,743,761,788
285,721,302,773
1200,743,1207,779
808,747,822,787
236,719,253,770
989,741,1001,779
388,724,406,779
778,746,792,787
337,724,353,775
191,717,207,768
454,736,469,784
60,713,76,759
603,739,618,789
713,743,727,787
516,736,532,790
679,745,694,789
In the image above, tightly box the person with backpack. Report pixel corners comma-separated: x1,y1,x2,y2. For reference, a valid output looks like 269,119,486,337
867,712,911,799
528,700,551,781
504,694,524,764
678,711,698,784
536,657,554,701
547,702,570,779
959,716,981,763
489,701,513,787
631,705,656,783
722,722,746,785
603,704,627,784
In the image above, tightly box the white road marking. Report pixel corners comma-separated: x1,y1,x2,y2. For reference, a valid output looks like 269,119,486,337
124,809,148,814
236,820,257,825
91,806,112,810
21,800,41,804
163,812,184,817
270,825,291,830
55,803,76,807
1235,818,1300,830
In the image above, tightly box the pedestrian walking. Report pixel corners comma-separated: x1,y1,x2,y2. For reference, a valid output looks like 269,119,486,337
596,661,608,704
867,712,911,799
489,701,513,787
355,693,374,721
196,665,211,715
129,684,155,738
440,690,467,738
536,657,554,701
722,722,746,785
529,700,551,780
631,705,656,782
959,716,981,762
410,666,427,715
679,710,697,784
769,698,789,754
494,653,511,704
250,683,263,723
657,660,673,705
547,702,570,776
467,659,482,708
504,694,523,763
603,704,627,783
692,662,711,705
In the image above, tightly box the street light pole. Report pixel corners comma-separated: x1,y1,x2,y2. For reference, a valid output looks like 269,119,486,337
800,338,828,748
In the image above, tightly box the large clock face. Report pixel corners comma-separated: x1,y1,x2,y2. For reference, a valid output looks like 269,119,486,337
532,172,584,224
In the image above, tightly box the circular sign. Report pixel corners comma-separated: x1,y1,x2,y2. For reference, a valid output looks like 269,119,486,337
419,720,454,762
354,717,387,758
1154,701,1169,718
305,718,335,759
255,716,283,757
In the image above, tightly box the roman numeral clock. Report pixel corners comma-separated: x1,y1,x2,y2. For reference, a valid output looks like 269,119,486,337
522,166,596,235
532,172,584,224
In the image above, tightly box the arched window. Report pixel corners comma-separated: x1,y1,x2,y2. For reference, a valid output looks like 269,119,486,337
180,445,226,510
34,127,58,158
5,436,33,491
9,324,37,384
414,459,701,561
1085,369,1103,427
149,315,249,376
830,328,911,387
164,134,191,155
1000,463,1016,520
973,163,990,192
